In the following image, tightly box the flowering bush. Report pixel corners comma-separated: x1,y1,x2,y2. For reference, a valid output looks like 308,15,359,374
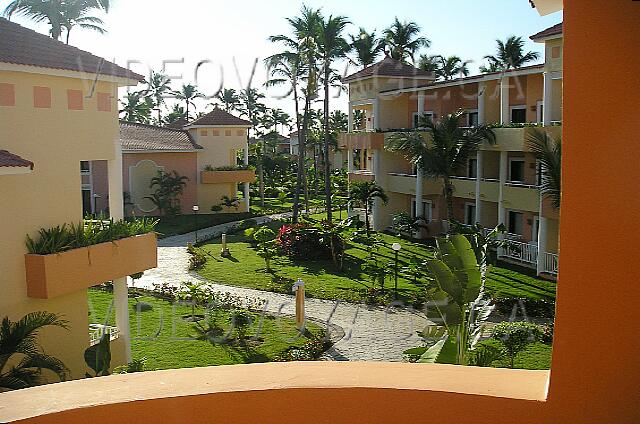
275,223,343,261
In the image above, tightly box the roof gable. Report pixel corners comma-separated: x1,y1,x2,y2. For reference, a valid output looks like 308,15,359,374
120,122,202,152
343,57,435,83
530,22,563,41
0,150,34,169
0,18,143,81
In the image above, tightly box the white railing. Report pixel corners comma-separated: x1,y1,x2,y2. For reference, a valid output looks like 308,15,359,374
89,324,120,346
505,232,524,241
543,252,559,275
500,240,538,265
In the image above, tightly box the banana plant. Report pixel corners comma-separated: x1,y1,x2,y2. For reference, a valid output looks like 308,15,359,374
418,234,494,365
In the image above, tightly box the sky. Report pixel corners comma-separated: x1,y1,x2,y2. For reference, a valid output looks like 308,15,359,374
1,0,562,131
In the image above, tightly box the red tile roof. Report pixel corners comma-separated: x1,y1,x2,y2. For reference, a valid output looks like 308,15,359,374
343,57,435,83
0,150,33,169
0,18,143,81
120,122,202,152
530,22,563,41
186,108,251,127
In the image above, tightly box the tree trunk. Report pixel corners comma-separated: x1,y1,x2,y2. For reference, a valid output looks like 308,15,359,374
364,202,370,236
323,69,332,223
443,176,454,222
313,146,319,196
291,82,303,223
299,92,311,215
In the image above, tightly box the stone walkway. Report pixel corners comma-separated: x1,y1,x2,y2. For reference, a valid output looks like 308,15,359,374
135,214,430,362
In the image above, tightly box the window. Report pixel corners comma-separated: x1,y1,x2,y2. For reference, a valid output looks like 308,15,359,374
413,112,433,128
80,161,91,175
467,111,479,127
82,189,92,216
467,158,478,179
510,106,526,124
465,203,476,225
509,158,525,183
225,130,232,136
536,101,544,124
411,199,432,221
508,210,524,235
536,160,543,186
200,130,208,136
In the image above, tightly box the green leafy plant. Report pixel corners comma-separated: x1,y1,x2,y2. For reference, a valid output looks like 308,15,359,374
113,357,148,374
219,195,240,211
246,226,277,272
0,312,69,391
84,333,111,377
228,310,254,346
26,217,157,255
145,170,189,217
210,204,223,213
348,180,388,236
187,243,208,270
176,281,209,321
204,164,251,171
491,321,543,368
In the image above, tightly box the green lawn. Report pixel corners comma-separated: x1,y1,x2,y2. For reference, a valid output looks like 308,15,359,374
88,289,323,370
148,212,253,238
195,220,556,304
249,196,329,216
476,339,552,370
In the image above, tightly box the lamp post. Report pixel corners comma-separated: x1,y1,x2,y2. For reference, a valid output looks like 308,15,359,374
192,205,199,244
392,242,402,299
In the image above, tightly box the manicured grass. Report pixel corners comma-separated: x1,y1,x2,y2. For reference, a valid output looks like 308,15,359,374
477,339,552,370
148,212,253,238
195,220,556,304
249,196,328,215
88,289,322,370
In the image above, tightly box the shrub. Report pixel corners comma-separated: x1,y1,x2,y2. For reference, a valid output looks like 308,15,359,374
134,302,153,312
273,330,329,362
236,218,258,231
491,321,544,368
113,357,147,374
493,297,556,318
187,243,207,270
276,223,341,261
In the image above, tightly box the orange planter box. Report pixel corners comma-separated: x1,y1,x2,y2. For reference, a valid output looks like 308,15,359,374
25,232,157,299
200,170,255,184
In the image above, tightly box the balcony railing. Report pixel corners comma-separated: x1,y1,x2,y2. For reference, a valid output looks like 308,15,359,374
543,252,559,275
500,240,538,265
89,324,120,346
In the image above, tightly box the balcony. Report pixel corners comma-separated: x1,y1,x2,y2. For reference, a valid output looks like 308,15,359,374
386,173,441,195
348,170,375,182
200,169,255,184
503,182,540,212
338,132,385,150
486,126,562,152
25,232,157,299
450,177,499,202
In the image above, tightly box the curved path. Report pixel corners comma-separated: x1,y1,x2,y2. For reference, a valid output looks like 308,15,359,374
135,214,430,362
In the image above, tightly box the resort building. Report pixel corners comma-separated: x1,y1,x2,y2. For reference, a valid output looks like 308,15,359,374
340,23,563,277
0,18,156,378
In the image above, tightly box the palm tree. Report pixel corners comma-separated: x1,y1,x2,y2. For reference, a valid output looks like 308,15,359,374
239,87,267,206
349,27,383,68
214,88,240,112
436,56,470,81
418,54,440,73
527,130,561,208
0,312,69,391
173,83,203,120
164,104,186,126
3,0,109,43
348,180,388,235
317,13,351,223
119,92,152,123
387,110,496,221
479,59,501,74
382,18,429,63
484,36,540,70
147,170,189,216
145,71,172,124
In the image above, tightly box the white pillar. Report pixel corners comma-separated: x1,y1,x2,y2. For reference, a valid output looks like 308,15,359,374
347,102,353,132
477,82,486,125
347,148,354,172
243,145,250,212
475,150,483,224
500,77,510,125
113,277,131,362
372,150,382,231
108,140,124,220
543,72,553,126
498,151,508,229
417,92,425,125
415,165,424,218
372,98,380,130
536,216,548,275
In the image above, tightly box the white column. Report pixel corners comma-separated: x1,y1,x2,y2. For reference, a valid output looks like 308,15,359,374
372,98,380,130
498,151,508,229
417,92,426,122
536,216,548,275
372,150,382,231
243,145,250,212
543,72,553,126
415,165,424,218
107,139,131,362
500,77,510,125
477,82,486,125
475,150,483,224
347,148,353,172
347,102,353,132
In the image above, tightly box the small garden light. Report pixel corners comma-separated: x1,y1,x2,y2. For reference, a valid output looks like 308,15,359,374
192,205,199,243
392,243,401,299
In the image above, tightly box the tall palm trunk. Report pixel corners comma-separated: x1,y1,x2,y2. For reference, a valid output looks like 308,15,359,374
323,68,332,223
299,94,311,214
443,176,454,221
313,145,319,196
292,81,304,223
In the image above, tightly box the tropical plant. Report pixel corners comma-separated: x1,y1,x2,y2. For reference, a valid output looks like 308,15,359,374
0,312,69,391
59,0,108,44
219,195,240,210
228,310,254,346
417,54,440,73
316,13,350,223
84,332,110,377
164,104,187,126
113,357,147,374
146,170,189,217
349,27,384,68
239,87,267,206
245,226,277,272
119,91,152,123
173,83,204,120
479,60,501,74
492,321,543,368
214,88,240,112
435,55,470,81
413,234,494,365
386,110,496,221
176,281,208,321
382,17,429,63
145,71,172,123
348,180,388,236
391,212,427,237
527,129,561,208
483,36,540,70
